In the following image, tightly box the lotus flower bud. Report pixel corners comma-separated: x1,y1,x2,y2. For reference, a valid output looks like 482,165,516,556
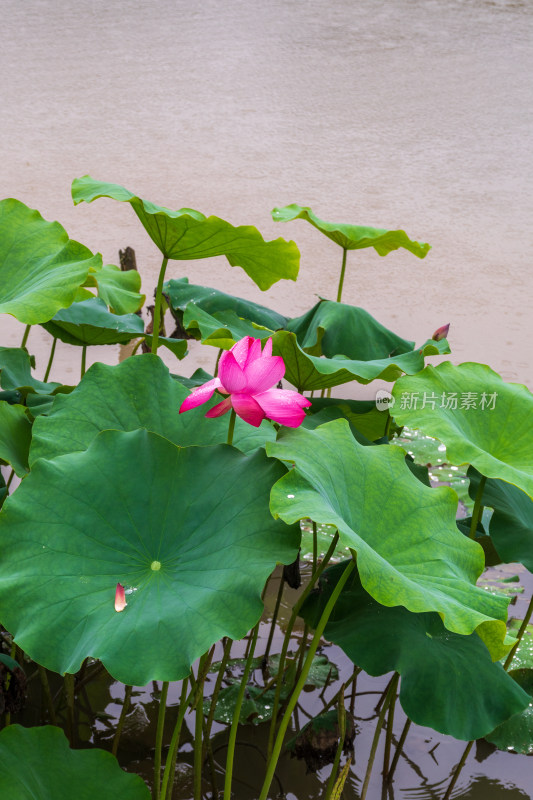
432,323,450,342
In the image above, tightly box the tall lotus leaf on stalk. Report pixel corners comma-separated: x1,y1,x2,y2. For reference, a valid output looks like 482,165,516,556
392,362,533,500
72,176,300,354
267,420,513,660
0,428,300,685
0,198,102,324
271,203,430,303
301,562,530,740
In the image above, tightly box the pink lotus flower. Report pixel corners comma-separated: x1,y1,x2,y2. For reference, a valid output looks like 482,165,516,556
432,323,450,342
115,583,127,612
179,336,311,428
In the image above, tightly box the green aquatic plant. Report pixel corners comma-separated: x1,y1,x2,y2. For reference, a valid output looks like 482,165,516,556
0,180,531,800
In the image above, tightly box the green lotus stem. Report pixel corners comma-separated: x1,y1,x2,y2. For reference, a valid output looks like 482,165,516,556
153,681,169,800
214,348,223,377
321,666,361,715
227,409,236,445
323,686,346,800
38,665,57,726
294,623,309,686
193,650,214,800
64,673,76,746
443,740,474,800
20,324,31,348
359,673,399,800
259,559,355,800
161,677,191,800
80,345,87,379
6,468,15,490
131,338,145,356
263,573,285,664
387,717,411,781
312,521,318,574
504,590,533,670
383,672,399,779
204,638,233,744
43,337,58,382
223,621,260,800
111,684,132,757
469,475,487,539
336,248,348,303
384,413,393,440
267,532,340,757
151,256,169,354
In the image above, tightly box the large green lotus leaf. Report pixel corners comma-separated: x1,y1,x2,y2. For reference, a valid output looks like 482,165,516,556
182,303,274,349
29,354,275,466
485,669,533,754
0,199,102,325
164,277,288,330
0,402,31,477
392,363,533,499
271,330,450,392
84,263,145,314
0,725,150,799
267,421,510,658
72,177,300,290
308,397,390,441
41,297,187,358
301,562,530,739
286,300,414,360
0,430,300,684
0,347,61,396
467,468,533,572
271,204,430,257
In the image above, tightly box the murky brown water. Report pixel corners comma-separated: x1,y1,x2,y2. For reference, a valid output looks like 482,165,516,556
1,0,532,389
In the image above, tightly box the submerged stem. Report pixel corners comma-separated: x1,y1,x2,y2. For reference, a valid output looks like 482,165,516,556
360,674,399,800
387,717,411,781
267,532,340,757
443,740,474,800
223,622,260,800
112,685,133,757
259,559,356,800
161,678,191,800
153,681,169,800
383,673,399,779
151,256,169,355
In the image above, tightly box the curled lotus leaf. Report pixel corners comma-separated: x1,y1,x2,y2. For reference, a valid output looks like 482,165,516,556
164,277,288,331
0,429,300,685
301,562,530,740
182,303,274,350
0,198,102,325
29,354,275,465
267,420,511,659
271,203,430,257
84,263,145,315
72,176,300,290
0,724,150,799
41,297,186,358
392,362,533,500
271,330,450,392
0,347,61,397
286,299,414,360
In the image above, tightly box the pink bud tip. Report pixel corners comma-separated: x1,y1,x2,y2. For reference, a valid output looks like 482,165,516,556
432,323,450,341
115,583,127,612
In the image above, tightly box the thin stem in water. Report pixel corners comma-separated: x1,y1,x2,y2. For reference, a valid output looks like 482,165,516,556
153,681,169,800
151,256,169,354
263,574,285,664
360,673,399,800
504,591,533,670
223,622,260,800
383,673,399,779
259,559,356,800
387,717,411,782
112,685,133,757
161,678,191,800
